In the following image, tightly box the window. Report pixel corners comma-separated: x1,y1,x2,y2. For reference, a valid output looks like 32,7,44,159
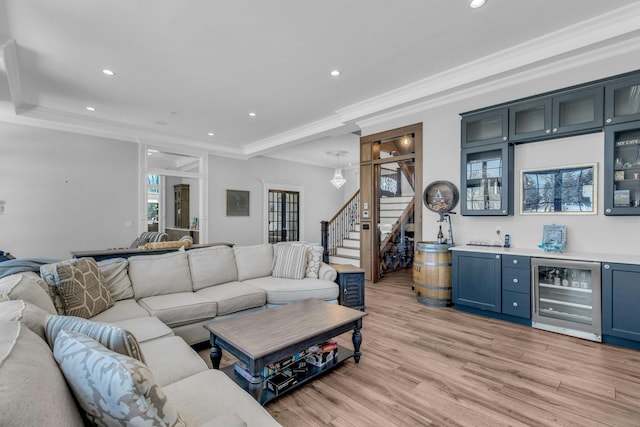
521,164,596,214
268,190,299,243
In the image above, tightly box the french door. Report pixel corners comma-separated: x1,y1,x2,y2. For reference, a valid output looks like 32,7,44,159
267,190,300,243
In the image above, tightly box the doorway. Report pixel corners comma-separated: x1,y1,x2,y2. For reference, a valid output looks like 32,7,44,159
267,189,300,243
359,123,422,282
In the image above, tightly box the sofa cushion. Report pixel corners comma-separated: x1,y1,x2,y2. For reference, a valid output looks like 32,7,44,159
0,299,50,339
138,292,217,327
54,258,114,318
139,336,208,387
0,271,57,314
97,258,134,301
188,245,238,291
196,281,266,316
114,316,174,343
128,252,192,299
233,244,273,281
0,321,85,427
162,370,281,427
244,276,339,305
91,298,152,323
199,413,247,427
53,329,185,427
272,244,307,280
46,315,145,363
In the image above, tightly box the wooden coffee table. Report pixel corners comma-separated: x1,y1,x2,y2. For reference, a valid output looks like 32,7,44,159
204,299,367,404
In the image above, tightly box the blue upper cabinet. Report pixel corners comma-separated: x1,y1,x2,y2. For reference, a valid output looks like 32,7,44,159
461,107,508,148
605,73,640,125
461,143,514,216
510,86,603,142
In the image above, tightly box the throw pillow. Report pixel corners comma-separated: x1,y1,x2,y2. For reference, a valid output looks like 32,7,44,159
97,258,134,301
46,315,145,363
272,244,307,280
53,329,185,427
0,271,58,315
305,245,324,279
54,258,114,318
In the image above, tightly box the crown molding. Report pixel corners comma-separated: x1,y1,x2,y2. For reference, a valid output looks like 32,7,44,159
337,2,640,124
356,34,640,130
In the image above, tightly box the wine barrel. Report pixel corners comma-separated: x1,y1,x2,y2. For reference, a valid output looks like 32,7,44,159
413,242,454,307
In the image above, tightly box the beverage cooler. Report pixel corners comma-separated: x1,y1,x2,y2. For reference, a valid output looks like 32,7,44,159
531,258,602,342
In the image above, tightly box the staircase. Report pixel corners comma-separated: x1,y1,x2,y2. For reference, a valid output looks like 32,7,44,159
325,195,413,268
329,225,361,265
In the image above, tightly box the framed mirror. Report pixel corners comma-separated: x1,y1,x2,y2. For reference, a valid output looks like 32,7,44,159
521,163,597,214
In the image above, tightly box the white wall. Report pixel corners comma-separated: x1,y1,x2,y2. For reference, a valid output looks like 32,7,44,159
208,155,346,246
360,52,640,257
0,121,139,259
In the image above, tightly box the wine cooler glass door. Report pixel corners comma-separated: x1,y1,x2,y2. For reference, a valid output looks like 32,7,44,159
532,258,602,342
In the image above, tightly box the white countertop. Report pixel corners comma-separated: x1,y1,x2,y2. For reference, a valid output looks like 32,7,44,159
450,245,640,265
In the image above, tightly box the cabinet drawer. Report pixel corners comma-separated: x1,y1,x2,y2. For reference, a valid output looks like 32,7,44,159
502,267,531,293
502,290,531,319
502,255,530,269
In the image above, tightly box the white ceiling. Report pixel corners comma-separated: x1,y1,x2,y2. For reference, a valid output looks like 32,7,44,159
1,0,640,168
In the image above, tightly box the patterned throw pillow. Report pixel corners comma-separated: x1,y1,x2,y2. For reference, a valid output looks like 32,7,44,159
54,258,114,318
53,329,185,427
305,245,324,279
272,244,307,280
46,315,145,363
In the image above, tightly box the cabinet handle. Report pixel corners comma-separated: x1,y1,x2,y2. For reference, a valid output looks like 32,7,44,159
605,208,612,213
344,289,348,294
545,129,551,134
606,118,613,124
553,128,558,133
512,302,518,307
502,136,507,141
496,255,500,259
603,264,611,270
512,259,518,264
513,278,519,283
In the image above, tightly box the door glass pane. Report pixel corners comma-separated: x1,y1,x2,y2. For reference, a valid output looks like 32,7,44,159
374,134,415,159
268,190,299,243
378,160,415,275
467,115,502,142
515,105,545,134
614,84,640,117
559,95,595,127
466,149,503,211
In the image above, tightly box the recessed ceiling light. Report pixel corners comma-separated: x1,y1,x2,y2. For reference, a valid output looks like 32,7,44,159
148,149,159,153
102,69,115,76
470,0,486,8
330,70,341,77
85,106,95,111
249,112,257,117
207,132,214,136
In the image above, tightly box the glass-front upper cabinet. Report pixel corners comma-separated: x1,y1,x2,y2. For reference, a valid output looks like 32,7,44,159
461,108,508,148
605,73,640,125
510,87,603,142
604,121,640,215
461,143,514,216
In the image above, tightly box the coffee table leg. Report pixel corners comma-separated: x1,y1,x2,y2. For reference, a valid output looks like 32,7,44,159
210,335,222,369
352,319,363,363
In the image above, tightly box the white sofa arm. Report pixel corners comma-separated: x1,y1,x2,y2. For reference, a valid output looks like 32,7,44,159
318,262,337,282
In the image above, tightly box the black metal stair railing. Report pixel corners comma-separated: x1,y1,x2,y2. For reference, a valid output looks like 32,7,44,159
321,191,360,263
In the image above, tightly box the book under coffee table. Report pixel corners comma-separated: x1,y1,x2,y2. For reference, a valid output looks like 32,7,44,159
204,299,367,405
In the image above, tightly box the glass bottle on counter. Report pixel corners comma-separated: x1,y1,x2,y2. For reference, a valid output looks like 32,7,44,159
436,225,444,244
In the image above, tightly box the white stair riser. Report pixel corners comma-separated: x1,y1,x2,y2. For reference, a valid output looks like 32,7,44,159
343,239,360,249
348,231,360,240
379,203,411,210
380,196,413,204
336,247,359,257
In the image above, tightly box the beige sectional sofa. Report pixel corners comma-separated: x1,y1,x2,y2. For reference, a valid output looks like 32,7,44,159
0,243,339,426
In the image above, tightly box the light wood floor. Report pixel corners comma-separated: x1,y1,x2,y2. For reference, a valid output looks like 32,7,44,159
200,269,640,426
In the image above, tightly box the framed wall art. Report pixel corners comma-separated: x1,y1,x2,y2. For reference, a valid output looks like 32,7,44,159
226,190,250,216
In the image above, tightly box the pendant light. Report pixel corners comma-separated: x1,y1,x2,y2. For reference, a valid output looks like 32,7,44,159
327,151,348,189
